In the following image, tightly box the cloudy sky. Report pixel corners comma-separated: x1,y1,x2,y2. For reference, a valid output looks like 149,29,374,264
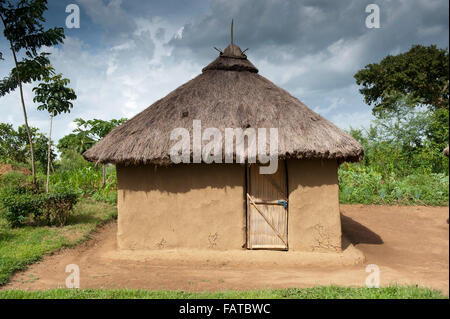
0,0,448,143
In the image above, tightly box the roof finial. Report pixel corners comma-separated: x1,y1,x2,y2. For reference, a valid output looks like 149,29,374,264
231,19,234,45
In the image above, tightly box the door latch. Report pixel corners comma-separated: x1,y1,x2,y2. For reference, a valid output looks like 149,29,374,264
277,200,288,209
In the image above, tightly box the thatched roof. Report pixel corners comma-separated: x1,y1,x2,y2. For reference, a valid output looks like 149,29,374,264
444,146,449,157
84,42,363,165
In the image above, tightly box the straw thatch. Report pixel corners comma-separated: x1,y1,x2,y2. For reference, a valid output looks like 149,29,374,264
444,146,449,157
84,43,363,165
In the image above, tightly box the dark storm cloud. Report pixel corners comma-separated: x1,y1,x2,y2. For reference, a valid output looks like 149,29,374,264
167,0,449,93
76,0,138,45
169,0,369,58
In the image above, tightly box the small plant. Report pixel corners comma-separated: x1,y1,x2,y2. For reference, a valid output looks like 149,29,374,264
0,185,79,227
0,186,41,227
0,171,27,189
40,190,79,226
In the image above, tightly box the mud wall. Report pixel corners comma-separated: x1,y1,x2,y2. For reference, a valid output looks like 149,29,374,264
116,164,246,250
116,160,341,252
287,159,342,252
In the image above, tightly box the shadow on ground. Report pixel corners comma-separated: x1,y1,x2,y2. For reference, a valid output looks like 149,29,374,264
341,213,383,249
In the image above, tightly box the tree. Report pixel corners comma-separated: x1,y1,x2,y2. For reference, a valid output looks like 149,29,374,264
73,118,127,187
355,45,449,169
0,122,27,162
0,0,65,184
372,94,431,176
57,133,95,156
354,45,449,114
0,123,54,168
33,73,76,192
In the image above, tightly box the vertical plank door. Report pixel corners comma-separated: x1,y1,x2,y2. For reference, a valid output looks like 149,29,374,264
247,160,288,250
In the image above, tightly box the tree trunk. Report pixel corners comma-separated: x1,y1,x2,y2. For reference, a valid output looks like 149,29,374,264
102,164,106,189
46,115,53,193
5,35,36,184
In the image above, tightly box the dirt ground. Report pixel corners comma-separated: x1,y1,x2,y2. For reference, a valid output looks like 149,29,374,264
0,164,30,176
2,205,449,294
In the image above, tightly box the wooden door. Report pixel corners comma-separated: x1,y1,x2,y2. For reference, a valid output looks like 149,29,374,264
246,160,288,250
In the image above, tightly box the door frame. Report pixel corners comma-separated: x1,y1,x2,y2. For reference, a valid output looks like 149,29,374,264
245,160,289,251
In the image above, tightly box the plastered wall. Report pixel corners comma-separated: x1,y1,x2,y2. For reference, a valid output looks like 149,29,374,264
286,159,342,252
116,164,246,250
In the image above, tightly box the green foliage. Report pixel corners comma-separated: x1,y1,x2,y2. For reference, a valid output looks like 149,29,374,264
0,186,40,227
0,0,65,96
339,164,448,206
33,73,77,117
0,123,27,162
355,45,449,113
50,151,117,204
56,133,94,156
342,90,448,206
32,128,55,171
0,183,79,227
342,103,449,206
0,123,55,171
0,170,28,188
56,118,127,157
0,0,64,54
0,53,52,96
0,286,445,299
39,189,79,226
1,0,66,183
51,117,126,202
348,100,448,177
74,118,128,140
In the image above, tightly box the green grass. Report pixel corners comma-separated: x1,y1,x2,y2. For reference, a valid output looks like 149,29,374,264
339,165,449,206
0,286,446,299
0,199,117,286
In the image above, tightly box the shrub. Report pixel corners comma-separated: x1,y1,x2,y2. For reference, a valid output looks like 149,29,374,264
0,171,27,189
40,190,79,226
339,163,449,205
50,163,117,204
0,186,79,227
0,186,41,227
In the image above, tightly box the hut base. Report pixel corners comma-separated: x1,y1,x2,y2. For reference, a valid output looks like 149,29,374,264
103,241,365,267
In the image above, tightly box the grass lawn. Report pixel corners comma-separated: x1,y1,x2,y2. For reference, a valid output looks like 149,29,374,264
0,199,117,286
0,286,446,299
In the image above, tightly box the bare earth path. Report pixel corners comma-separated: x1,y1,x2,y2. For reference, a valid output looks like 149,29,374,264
2,205,449,294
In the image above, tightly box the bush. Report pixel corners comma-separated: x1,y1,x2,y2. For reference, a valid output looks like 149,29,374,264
0,186,79,227
339,163,449,205
0,171,27,189
40,190,79,226
0,186,41,227
50,161,117,204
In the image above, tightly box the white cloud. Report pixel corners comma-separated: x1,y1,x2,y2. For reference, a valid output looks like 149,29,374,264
0,18,200,143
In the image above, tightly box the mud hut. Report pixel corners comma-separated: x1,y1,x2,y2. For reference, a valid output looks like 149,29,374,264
84,29,363,252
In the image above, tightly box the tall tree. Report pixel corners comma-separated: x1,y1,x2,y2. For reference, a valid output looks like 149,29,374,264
74,118,127,188
354,45,449,114
33,73,77,192
57,133,95,156
0,123,54,168
0,0,65,184
355,45,449,155
0,122,27,162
